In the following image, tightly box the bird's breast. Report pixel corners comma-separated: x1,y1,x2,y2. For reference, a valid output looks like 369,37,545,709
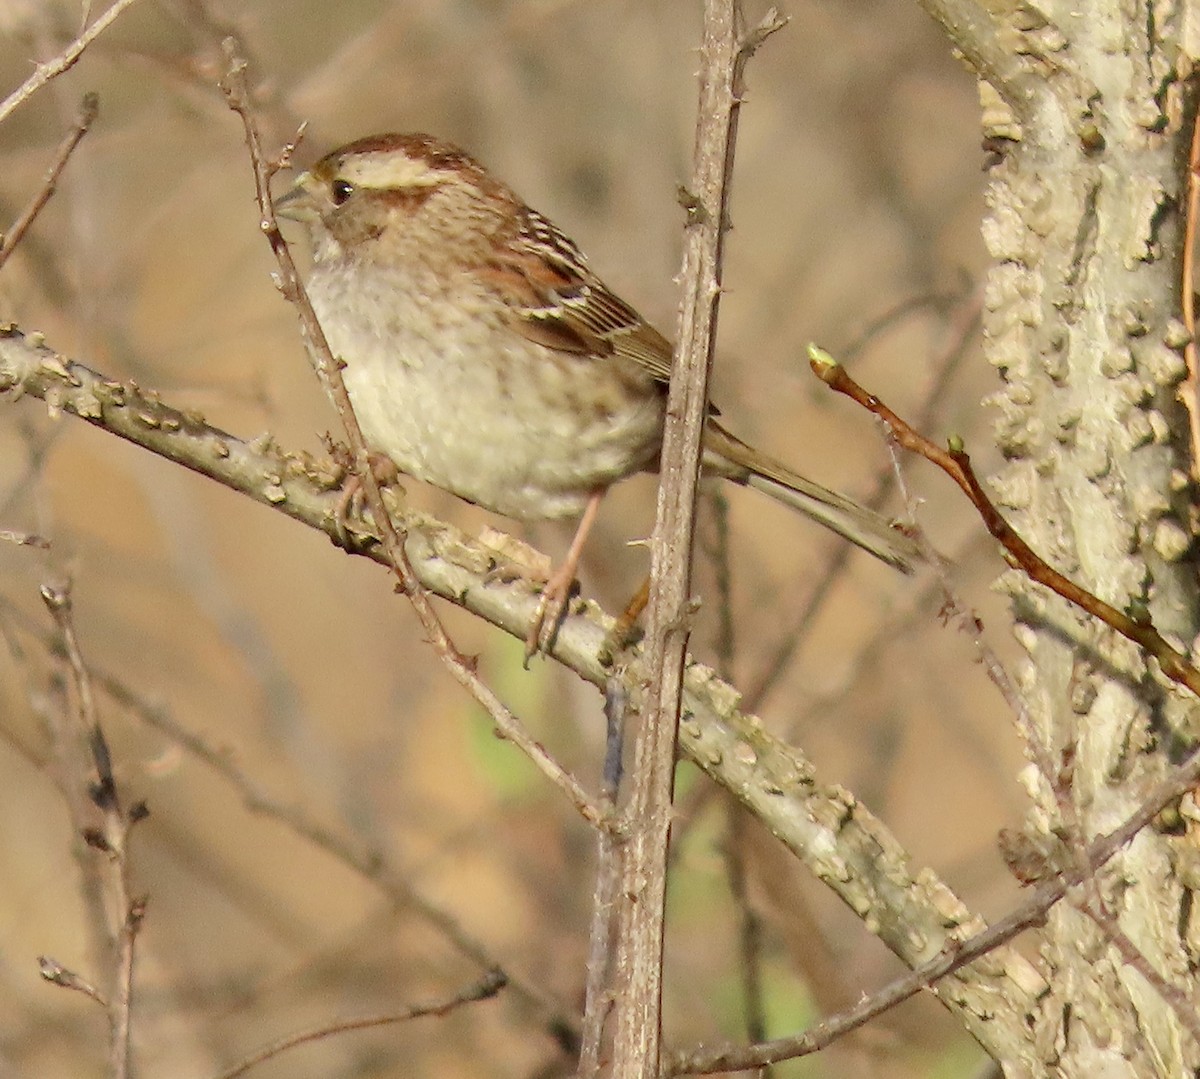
305,262,662,519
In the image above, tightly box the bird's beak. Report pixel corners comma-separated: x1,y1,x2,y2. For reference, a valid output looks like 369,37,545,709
275,174,317,222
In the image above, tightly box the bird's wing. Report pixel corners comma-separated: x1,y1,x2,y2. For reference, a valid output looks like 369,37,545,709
477,206,675,383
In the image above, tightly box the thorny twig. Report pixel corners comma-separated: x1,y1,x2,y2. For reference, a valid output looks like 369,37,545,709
609,6,786,1077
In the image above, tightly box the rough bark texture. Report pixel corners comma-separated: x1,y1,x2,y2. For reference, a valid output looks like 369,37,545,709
982,3,1200,1074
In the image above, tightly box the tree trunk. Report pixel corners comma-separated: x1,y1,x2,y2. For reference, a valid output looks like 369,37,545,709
981,4,1200,1073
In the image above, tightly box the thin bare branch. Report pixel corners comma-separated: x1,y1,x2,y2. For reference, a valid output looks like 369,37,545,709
212,968,505,1079
810,347,1200,699
40,580,144,1079
38,955,108,1007
0,0,141,126
0,93,98,269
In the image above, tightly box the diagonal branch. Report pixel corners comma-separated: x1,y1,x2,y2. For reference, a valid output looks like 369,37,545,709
213,968,505,1079
0,0,143,126
667,734,1200,1073
810,348,1200,699
0,93,99,270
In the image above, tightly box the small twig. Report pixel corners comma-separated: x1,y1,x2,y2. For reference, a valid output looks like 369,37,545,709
744,287,982,716
38,955,109,1007
0,0,140,126
212,968,506,1079
40,580,144,1079
809,346,1200,699
880,432,1042,754
217,42,605,829
0,93,98,269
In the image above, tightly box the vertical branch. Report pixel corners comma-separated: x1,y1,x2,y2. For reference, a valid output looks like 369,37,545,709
578,680,629,1077
608,5,785,1077
41,581,145,1079
723,808,770,1076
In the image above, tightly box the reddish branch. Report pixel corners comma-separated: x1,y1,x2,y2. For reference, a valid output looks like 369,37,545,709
809,348,1200,699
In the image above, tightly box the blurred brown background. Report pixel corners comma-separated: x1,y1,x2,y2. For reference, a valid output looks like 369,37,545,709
0,2,1021,1076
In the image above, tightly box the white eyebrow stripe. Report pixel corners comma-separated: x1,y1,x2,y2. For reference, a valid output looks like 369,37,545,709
341,154,443,189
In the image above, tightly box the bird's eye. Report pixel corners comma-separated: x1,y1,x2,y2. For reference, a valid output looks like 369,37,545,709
331,179,355,205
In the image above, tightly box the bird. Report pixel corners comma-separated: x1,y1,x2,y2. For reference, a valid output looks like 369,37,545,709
277,132,918,655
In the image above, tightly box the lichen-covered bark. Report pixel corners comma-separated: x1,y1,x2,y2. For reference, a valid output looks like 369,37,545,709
982,2,1200,1074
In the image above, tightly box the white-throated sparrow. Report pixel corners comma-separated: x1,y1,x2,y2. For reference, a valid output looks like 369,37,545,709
278,133,918,652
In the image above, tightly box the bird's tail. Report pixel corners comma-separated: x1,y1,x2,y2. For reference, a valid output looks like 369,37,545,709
703,422,920,572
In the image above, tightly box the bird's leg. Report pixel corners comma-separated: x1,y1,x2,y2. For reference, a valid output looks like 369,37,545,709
525,490,603,662
327,440,401,542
